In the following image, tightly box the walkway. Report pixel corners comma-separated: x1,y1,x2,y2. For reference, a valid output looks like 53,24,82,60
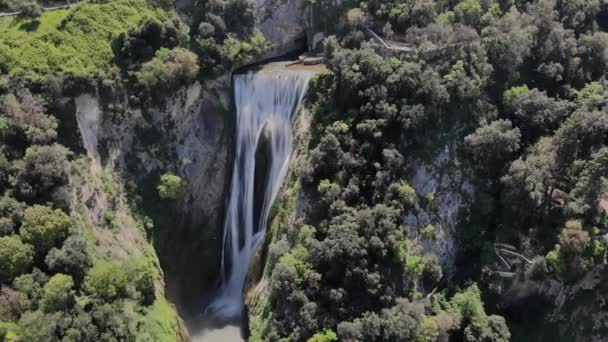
365,27,416,53
0,1,75,17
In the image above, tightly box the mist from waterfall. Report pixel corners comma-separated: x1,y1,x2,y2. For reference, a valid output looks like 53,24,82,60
204,68,312,322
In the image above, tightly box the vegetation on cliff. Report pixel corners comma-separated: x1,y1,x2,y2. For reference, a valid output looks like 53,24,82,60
252,0,608,341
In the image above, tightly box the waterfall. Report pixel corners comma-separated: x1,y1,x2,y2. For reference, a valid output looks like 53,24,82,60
205,68,312,321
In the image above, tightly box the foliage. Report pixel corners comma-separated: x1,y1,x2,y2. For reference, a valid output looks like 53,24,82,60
45,236,91,283
20,205,71,255
463,315,511,342
464,119,521,177
17,2,42,20
307,329,338,342
0,0,173,79
84,262,129,300
449,284,486,322
40,273,74,312
0,89,57,144
0,236,34,282
135,48,199,90
157,172,185,199
15,144,71,203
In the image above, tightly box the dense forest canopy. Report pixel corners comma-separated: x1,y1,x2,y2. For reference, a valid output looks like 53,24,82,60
0,0,607,341
252,0,608,341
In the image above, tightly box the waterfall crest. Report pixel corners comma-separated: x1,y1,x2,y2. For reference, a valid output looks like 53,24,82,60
205,69,312,321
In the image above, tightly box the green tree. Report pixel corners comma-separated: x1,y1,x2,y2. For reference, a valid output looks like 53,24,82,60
0,236,34,282
308,329,338,342
40,274,74,312
17,2,42,20
45,236,90,283
15,144,71,202
20,205,71,255
84,263,128,300
449,284,486,322
157,173,185,199
464,119,521,178
0,287,30,321
135,48,200,89
18,310,56,342
0,89,57,144
464,315,511,342
13,273,44,305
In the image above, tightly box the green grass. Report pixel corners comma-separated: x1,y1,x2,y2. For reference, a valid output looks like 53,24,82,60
138,297,183,342
0,0,173,79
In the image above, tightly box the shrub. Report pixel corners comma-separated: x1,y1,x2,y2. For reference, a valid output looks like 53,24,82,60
307,329,338,342
0,287,30,321
17,2,43,20
18,310,56,342
0,217,15,236
421,224,437,240
346,8,367,28
136,48,199,89
397,181,417,208
15,144,71,202
449,284,486,321
45,236,90,283
126,257,158,304
84,263,129,300
40,274,74,312
157,173,185,199
20,205,71,255
0,236,34,282
13,273,44,304
464,315,511,342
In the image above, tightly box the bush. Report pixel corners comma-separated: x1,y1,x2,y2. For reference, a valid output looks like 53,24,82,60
0,217,15,236
0,236,34,282
13,273,44,305
136,48,199,90
1,89,57,144
464,315,511,342
449,284,486,322
307,329,338,342
398,181,417,208
40,274,74,312
84,263,129,300
17,2,43,20
117,18,180,67
15,144,71,202
18,310,56,342
126,257,158,304
20,205,71,255
157,173,185,199
45,236,90,283
0,287,30,321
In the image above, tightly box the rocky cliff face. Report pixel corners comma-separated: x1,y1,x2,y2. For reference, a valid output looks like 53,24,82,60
403,143,474,271
501,264,608,342
69,76,234,320
255,0,308,59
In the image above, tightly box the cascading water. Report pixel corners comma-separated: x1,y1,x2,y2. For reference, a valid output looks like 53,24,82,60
204,67,312,322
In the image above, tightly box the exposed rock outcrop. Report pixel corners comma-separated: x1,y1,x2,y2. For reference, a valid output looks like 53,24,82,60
404,144,474,271
255,0,308,59
70,77,234,318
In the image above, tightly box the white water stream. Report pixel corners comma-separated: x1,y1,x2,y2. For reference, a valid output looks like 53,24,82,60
204,68,311,323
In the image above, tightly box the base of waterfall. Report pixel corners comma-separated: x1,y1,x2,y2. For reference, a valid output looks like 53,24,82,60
203,290,244,323
192,325,243,342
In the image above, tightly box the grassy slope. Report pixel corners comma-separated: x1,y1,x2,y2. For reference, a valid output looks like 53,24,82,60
0,1,184,338
0,0,172,78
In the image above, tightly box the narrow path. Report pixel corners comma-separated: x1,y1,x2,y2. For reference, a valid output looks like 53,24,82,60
365,27,416,53
0,1,76,18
